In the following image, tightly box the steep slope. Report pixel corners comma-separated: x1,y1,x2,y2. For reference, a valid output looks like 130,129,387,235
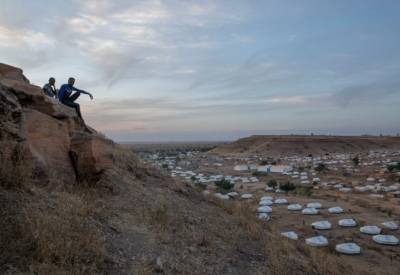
211,135,400,157
0,63,379,275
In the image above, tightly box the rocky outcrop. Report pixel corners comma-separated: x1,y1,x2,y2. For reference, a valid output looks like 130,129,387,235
0,62,115,185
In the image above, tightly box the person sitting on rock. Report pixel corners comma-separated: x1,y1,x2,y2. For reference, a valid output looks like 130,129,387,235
42,77,58,98
58,77,93,120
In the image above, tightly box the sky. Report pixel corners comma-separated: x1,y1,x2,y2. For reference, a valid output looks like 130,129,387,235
0,0,399,142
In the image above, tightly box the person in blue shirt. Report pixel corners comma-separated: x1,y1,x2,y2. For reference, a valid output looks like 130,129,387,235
58,77,93,120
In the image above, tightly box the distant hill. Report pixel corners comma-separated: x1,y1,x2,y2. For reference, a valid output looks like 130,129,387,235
210,135,400,157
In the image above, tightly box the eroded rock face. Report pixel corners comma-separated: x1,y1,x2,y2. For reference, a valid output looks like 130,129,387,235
0,62,115,185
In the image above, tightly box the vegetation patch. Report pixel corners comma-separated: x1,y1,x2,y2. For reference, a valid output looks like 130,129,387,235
215,178,235,193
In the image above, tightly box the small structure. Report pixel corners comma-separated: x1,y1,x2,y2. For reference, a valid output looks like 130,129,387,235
335,243,361,255
338,219,357,227
258,206,272,213
288,203,302,211
307,202,322,209
302,208,319,215
328,207,344,214
234,165,249,172
257,165,293,173
281,231,298,240
257,212,270,220
312,221,332,230
360,225,381,235
274,198,288,205
259,200,273,206
381,221,399,230
372,235,399,245
306,236,328,247
241,193,253,199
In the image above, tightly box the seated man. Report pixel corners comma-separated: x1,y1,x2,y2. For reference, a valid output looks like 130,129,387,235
42,77,58,98
58,77,93,120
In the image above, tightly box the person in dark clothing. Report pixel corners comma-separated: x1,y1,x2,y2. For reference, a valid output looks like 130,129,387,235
42,77,58,98
58,77,93,119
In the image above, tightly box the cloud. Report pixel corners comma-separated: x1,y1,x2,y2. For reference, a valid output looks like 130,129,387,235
0,25,54,48
67,14,108,34
265,96,307,105
330,79,400,107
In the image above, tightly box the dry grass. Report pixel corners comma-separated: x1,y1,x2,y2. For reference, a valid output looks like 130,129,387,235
0,148,108,274
24,190,107,274
0,187,108,275
0,143,32,189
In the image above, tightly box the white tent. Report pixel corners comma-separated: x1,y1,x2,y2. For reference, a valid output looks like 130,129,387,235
288,203,302,211
381,221,399,230
227,192,239,198
312,221,332,230
281,231,298,240
306,236,328,247
241,193,253,199
261,196,273,201
259,200,273,206
257,206,272,213
328,207,344,214
234,165,249,171
214,193,230,200
336,243,361,255
360,225,381,235
307,202,322,209
338,219,357,227
302,208,319,215
257,213,270,221
274,198,288,205
372,235,399,245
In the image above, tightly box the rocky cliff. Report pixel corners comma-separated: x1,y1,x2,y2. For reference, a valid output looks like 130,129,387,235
0,63,114,185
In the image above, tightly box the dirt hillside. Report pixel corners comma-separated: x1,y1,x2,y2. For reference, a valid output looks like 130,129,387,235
0,63,386,275
211,135,400,157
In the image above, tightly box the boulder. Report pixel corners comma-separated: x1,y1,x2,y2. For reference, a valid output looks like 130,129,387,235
0,62,115,186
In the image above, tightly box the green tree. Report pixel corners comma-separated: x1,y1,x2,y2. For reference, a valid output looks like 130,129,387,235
280,181,296,192
267,179,277,188
215,178,235,192
352,156,360,166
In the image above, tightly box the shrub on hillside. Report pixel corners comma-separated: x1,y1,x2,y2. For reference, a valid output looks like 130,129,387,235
387,162,400,172
267,179,277,188
215,178,234,192
279,181,296,192
314,163,326,172
352,156,360,166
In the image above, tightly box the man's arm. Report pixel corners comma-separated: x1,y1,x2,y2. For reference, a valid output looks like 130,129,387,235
72,87,93,99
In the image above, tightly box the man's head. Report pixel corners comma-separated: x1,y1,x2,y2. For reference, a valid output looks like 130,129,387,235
49,77,55,85
68,77,75,86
